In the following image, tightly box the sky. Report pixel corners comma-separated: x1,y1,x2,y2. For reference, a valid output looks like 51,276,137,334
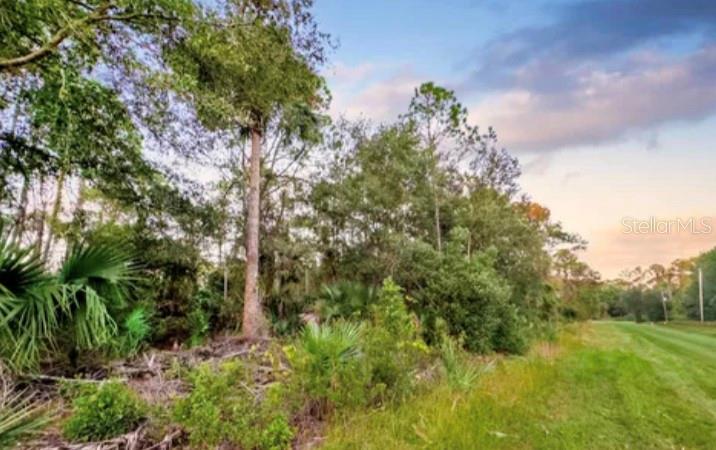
313,0,716,278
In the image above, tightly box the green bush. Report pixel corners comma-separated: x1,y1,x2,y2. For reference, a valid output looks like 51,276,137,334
187,288,221,347
287,321,369,416
491,302,529,354
187,308,210,347
259,415,294,450
63,381,146,442
172,361,294,449
363,278,427,402
419,249,515,353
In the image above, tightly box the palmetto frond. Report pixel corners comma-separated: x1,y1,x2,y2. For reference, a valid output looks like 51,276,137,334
0,386,53,447
0,234,60,371
0,238,136,372
58,243,136,351
0,236,50,300
59,243,136,305
299,321,362,370
318,282,377,321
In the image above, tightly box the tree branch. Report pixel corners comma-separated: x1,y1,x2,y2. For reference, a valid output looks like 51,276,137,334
0,3,178,72
0,3,113,71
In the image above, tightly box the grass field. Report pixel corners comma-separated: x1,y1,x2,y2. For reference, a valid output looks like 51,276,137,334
321,322,716,449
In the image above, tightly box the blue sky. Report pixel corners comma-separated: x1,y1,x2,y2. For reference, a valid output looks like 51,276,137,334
313,0,716,277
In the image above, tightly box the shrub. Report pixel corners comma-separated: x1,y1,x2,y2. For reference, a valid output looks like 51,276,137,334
418,250,513,353
187,308,210,347
288,321,369,416
63,381,146,442
363,278,427,402
0,235,136,372
259,415,294,450
491,302,529,354
186,288,221,347
172,361,294,449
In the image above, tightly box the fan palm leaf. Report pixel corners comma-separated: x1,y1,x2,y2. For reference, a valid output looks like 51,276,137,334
0,386,53,447
0,236,137,372
0,234,60,371
299,321,362,370
58,243,136,351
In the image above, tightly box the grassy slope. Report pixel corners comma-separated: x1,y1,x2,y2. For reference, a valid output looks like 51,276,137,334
321,322,716,449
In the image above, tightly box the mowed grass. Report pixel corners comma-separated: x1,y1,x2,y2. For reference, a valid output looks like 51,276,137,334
663,320,716,338
321,322,716,449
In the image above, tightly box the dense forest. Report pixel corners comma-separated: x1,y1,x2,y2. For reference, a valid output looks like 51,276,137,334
1,1,713,449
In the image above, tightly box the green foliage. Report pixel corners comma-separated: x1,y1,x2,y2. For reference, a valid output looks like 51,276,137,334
63,381,146,442
0,0,194,73
317,281,377,321
619,287,668,323
288,321,368,415
419,245,515,353
166,3,328,132
184,287,222,347
115,307,152,357
0,234,59,369
58,242,136,350
0,232,137,371
684,248,716,320
491,302,529,354
187,309,210,347
0,385,52,448
363,278,426,402
291,279,428,412
321,323,716,449
439,335,482,390
259,415,295,450
172,361,294,449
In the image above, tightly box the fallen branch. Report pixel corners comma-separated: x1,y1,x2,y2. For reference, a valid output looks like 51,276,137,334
142,429,183,450
21,374,126,384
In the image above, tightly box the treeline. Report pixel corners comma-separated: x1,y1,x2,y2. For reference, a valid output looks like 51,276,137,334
562,248,716,323
0,0,583,375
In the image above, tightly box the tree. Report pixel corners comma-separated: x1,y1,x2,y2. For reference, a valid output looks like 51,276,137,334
403,82,464,252
166,0,328,338
684,248,716,320
0,0,193,73
402,82,520,252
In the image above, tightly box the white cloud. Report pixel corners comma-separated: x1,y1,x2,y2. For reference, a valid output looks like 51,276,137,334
328,65,423,122
468,45,716,152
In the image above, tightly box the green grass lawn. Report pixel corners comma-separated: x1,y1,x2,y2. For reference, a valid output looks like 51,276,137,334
663,320,716,338
321,322,716,449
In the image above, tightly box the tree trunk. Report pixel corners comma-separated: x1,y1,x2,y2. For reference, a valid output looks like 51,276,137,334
34,177,46,254
242,127,268,338
65,178,87,254
12,178,30,242
433,186,442,253
43,169,66,261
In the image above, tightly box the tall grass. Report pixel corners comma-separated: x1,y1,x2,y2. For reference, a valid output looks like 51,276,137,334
322,323,716,449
